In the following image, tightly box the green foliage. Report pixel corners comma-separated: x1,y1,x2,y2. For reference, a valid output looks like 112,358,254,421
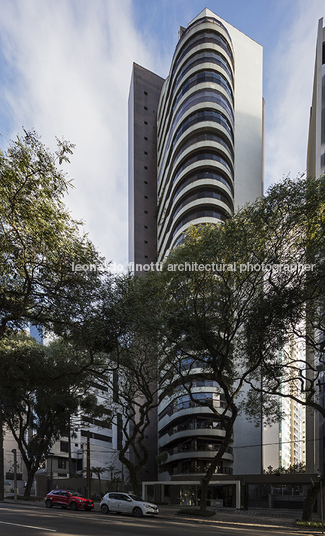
148,175,325,513
295,519,324,527
155,451,168,465
264,463,306,474
0,331,105,496
0,129,103,338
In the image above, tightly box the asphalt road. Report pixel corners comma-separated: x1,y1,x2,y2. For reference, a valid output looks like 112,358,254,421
0,502,310,536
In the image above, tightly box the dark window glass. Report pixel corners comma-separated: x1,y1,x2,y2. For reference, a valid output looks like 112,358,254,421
117,413,123,450
60,441,69,453
173,189,233,217
58,458,67,469
172,208,227,239
174,171,233,198
173,150,233,182
174,70,233,109
173,29,234,72
174,50,233,89
158,90,234,184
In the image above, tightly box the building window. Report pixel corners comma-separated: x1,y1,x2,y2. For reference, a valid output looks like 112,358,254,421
113,370,119,403
58,458,67,469
60,441,69,453
117,413,123,450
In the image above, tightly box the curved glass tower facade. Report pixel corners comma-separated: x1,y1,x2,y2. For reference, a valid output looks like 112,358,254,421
157,15,235,261
156,14,235,478
129,8,264,482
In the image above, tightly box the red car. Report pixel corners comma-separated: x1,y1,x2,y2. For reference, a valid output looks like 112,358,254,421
45,489,94,511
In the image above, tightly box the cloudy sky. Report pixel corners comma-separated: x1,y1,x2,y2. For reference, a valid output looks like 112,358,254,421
0,0,324,266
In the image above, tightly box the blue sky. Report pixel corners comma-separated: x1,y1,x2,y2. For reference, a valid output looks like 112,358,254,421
0,0,324,265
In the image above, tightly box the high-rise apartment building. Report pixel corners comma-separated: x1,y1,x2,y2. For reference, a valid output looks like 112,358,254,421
128,8,264,486
306,17,325,476
307,17,325,181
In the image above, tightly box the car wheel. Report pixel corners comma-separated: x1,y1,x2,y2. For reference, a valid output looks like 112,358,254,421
70,502,78,511
101,503,109,514
133,507,143,518
45,499,52,508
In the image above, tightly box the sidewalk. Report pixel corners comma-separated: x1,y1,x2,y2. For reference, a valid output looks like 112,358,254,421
158,504,321,531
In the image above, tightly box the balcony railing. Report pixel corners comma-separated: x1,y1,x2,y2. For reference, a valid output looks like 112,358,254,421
168,445,233,455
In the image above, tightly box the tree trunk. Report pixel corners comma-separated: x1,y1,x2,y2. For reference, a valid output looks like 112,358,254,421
129,465,141,496
199,455,220,514
24,471,35,498
119,446,144,497
199,410,236,514
302,482,320,521
200,480,208,513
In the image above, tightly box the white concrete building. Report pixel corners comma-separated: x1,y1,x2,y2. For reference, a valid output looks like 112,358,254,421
307,17,325,180
129,8,265,490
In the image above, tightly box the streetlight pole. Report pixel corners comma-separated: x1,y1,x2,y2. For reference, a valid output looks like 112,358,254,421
11,449,17,502
321,478,324,535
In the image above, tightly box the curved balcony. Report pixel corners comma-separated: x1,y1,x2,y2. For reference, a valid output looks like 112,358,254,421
163,465,234,476
165,448,234,465
159,427,226,448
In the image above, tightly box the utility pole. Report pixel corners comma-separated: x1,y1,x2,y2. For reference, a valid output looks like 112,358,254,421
0,407,4,501
68,417,73,478
11,449,17,502
86,432,91,499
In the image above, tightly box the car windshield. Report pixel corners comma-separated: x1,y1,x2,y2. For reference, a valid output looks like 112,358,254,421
67,490,84,497
129,494,142,502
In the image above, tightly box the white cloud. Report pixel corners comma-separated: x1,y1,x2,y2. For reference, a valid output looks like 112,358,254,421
0,0,166,265
264,0,324,189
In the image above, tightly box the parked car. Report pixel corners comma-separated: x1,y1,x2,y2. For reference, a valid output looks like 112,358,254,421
45,489,94,511
100,492,158,517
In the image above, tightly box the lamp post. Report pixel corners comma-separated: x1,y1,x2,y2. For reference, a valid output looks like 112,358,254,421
11,449,17,502
47,453,54,492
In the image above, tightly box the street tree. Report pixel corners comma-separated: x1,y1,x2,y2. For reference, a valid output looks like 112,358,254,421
156,221,284,513
0,332,106,497
90,466,107,496
0,129,103,338
0,129,104,500
92,273,168,497
236,175,325,520
150,175,325,513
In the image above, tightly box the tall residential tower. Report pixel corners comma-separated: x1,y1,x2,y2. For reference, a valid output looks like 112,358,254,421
307,17,325,181
128,8,264,481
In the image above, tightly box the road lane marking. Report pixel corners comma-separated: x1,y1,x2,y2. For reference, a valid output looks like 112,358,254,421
0,520,56,532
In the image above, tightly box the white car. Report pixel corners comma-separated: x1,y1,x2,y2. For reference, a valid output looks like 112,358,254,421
100,492,159,517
